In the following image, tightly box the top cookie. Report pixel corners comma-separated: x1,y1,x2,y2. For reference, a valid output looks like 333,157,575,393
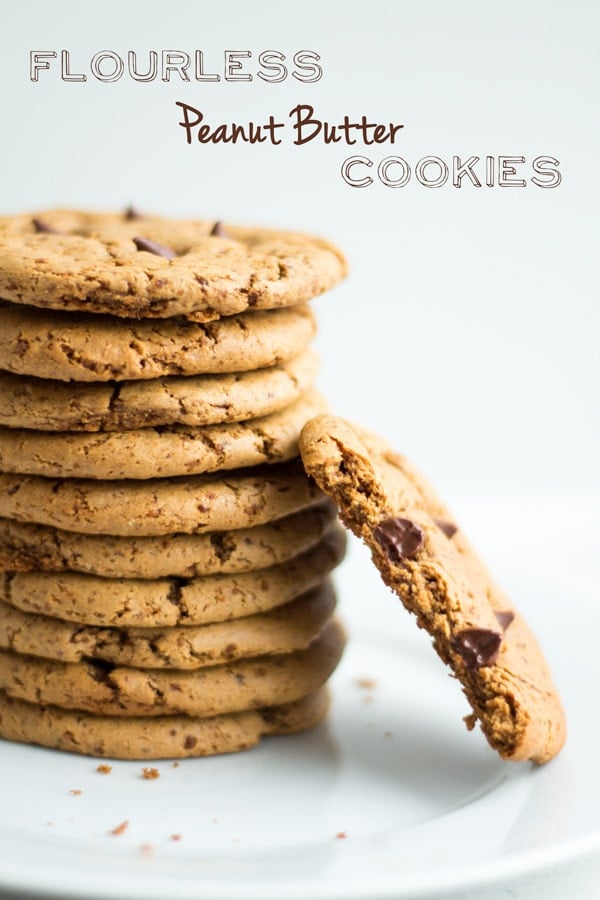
299,415,566,765
0,210,347,321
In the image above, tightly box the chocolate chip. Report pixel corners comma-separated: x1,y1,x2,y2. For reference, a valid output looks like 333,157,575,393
494,610,515,631
133,236,176,260
373,517,424,561
32,218,60,235
435,519,458,539
124,205,142,221
210,221,227,238
183,735,197,749
452,629,502,669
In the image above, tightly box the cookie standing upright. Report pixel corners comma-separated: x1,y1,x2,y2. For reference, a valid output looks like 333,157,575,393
300,414,566,764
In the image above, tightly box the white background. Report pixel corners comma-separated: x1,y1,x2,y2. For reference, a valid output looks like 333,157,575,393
1,2,599,899
4,0,599,496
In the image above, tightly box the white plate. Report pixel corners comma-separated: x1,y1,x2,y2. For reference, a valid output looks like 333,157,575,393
0,494,597,900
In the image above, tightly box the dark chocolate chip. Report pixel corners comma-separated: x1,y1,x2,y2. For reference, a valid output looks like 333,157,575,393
124,205,142,221
32,218,60,235
494,610,515,631
133,236,176,260
373,517,424,561
435,518,458,539
183,735,197,749
210,220,227,238
452,629,502,669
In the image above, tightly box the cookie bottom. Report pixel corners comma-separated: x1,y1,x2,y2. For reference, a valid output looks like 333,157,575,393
0,686,330,759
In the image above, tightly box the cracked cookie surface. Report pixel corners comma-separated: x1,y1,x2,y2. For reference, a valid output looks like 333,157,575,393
0,501,337,578
0,389,327,479
0,302,315,382
0,349,318,432
0,459,324,535
299,415,566,764
0,210,347,320
0,686,330,759
0,580,337,668
0,526,345,626
0,618,346,717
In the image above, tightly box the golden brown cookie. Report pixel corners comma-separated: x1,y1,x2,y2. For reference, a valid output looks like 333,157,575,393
0,526,345,626
0,580,336,668
0,501,337,578
299,415,566,765
0,618,346,717
0,686,330,759
0,389,326,480
0,210,347,320
0,349,318,432
0,302,315,382
0,460,323,535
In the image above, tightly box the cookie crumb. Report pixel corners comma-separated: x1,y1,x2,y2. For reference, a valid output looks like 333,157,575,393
170,833,182,842
142,767,160,780
356,677,377,690
383,730,394,739
110,820,129,836
69,789,82,796
96,764,112,774
335,831,348,840
172,761,180,768
463,713,477,731
140,843,154,857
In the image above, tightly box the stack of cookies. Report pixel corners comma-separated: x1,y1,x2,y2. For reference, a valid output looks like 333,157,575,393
0,210,348,759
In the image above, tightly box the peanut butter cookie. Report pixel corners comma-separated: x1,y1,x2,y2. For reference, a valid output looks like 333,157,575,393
0,210,347,320
0,686,330,759
299,415,566,764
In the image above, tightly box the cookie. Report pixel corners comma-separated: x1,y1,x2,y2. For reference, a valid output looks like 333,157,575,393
0,577,336,668
0,389,327,480
0,302,315,382
299,415,566,764
0,210,347,320
0,460,323,535
1,526,345,626
0,618,346,717
0,349,318,432
0,501,337,578
0,686,330,759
